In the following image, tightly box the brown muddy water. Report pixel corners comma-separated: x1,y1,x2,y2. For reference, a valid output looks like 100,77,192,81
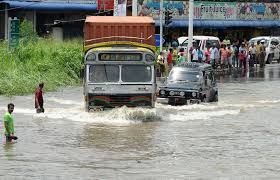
0,65,280,179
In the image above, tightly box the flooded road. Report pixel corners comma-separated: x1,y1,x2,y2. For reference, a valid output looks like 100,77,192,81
1,64,280,179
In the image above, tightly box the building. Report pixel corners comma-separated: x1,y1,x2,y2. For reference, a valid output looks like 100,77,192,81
138,0,280,43
1,0,279,42
0,0,101,40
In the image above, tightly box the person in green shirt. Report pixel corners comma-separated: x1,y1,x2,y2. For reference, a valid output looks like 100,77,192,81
3,103,18,142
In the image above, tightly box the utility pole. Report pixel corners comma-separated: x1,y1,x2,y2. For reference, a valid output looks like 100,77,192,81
159,0,163,52
113,0,118,16
4,4,8,40
188,0,194,62
132,0,137,16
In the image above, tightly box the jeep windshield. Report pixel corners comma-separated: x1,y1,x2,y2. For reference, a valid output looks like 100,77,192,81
168,70,200,83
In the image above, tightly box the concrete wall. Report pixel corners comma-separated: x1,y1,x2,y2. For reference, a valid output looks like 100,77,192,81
52,27,63,41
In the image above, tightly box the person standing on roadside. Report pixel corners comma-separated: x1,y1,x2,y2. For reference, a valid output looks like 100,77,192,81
167,48,173,72
35,82,44,113
255,41,261,67
3,103,18,142
249,43,256,67
157,51,165,77
259,40,266,68
192,45,199,62
172,46,178,66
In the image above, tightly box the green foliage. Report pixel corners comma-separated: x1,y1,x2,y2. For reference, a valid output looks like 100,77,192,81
19,19,38,42
0,39,83,96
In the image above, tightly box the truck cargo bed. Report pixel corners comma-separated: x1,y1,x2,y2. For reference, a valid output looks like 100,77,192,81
84,16,155,47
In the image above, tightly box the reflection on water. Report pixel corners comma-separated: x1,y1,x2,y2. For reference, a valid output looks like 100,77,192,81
216,65,280,82
82,123,158,152
2,142,16,160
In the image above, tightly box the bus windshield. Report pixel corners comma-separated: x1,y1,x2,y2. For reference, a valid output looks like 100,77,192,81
89,65,119,83
121,65,152,82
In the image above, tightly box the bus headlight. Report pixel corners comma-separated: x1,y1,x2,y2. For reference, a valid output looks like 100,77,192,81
160,90,165,95
145,54,155,62
86,53,96,61
192,92,196,97
179,91,185,96
169,91,175,96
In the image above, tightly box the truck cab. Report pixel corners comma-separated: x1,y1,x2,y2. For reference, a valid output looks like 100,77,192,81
83,16,157,111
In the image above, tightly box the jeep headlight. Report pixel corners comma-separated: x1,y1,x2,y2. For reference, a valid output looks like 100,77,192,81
169,91,175,96
160,90,165,95
192,92,196,97
179,91,185,96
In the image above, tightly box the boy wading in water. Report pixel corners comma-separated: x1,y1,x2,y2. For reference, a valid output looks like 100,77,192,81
4,103,18,142
35,82,44,113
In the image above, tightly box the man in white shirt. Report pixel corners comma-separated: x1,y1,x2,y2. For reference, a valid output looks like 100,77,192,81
210,44,219,69
192,46,199,62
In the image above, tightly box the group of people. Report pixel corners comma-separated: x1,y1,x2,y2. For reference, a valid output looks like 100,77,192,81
2,82,44,142
157,39,271,77
201,40,267,70
157,46,187,77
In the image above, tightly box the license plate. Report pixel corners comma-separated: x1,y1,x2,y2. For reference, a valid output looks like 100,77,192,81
89,107,104,112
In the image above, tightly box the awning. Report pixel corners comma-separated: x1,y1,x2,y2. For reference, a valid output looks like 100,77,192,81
155,19,280,28
0,1,97,11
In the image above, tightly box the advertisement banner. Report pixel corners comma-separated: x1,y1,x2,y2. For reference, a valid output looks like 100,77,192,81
98,0,114,10
137,1,280,21
194,2,236,20
138,1,236,20
237,3,280,20
138,0,187,19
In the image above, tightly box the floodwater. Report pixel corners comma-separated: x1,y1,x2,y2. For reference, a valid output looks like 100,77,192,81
0,65,280,179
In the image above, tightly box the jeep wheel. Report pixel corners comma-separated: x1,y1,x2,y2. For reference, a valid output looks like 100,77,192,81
201,95,206,103
213,94,218,102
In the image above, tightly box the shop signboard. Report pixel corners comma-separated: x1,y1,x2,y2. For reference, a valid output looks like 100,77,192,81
98,0,114,10
9,18,20,50
237,3,280,20
138,1,280,21
138,0,186,19
194,2,236,20
138,1,236,20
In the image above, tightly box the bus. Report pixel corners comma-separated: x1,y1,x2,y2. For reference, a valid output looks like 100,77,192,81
83,45,156,111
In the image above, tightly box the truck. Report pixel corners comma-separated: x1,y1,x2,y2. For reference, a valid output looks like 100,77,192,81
83,16,157,111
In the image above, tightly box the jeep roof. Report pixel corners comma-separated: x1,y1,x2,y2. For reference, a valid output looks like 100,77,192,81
173,62,213,72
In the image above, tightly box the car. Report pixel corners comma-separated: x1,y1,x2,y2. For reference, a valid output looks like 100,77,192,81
178,36,221,50
249,36,280,64
157,62,218,105
178,36,220,61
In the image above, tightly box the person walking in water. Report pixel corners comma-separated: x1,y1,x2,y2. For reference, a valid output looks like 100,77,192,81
35,82,44,113
3,103,18,142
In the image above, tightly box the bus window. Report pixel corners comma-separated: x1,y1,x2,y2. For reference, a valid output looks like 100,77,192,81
122,65,152,82
89,65,119,83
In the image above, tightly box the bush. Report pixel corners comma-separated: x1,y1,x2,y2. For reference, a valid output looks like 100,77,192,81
19,19,38,43
0,39,83,96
